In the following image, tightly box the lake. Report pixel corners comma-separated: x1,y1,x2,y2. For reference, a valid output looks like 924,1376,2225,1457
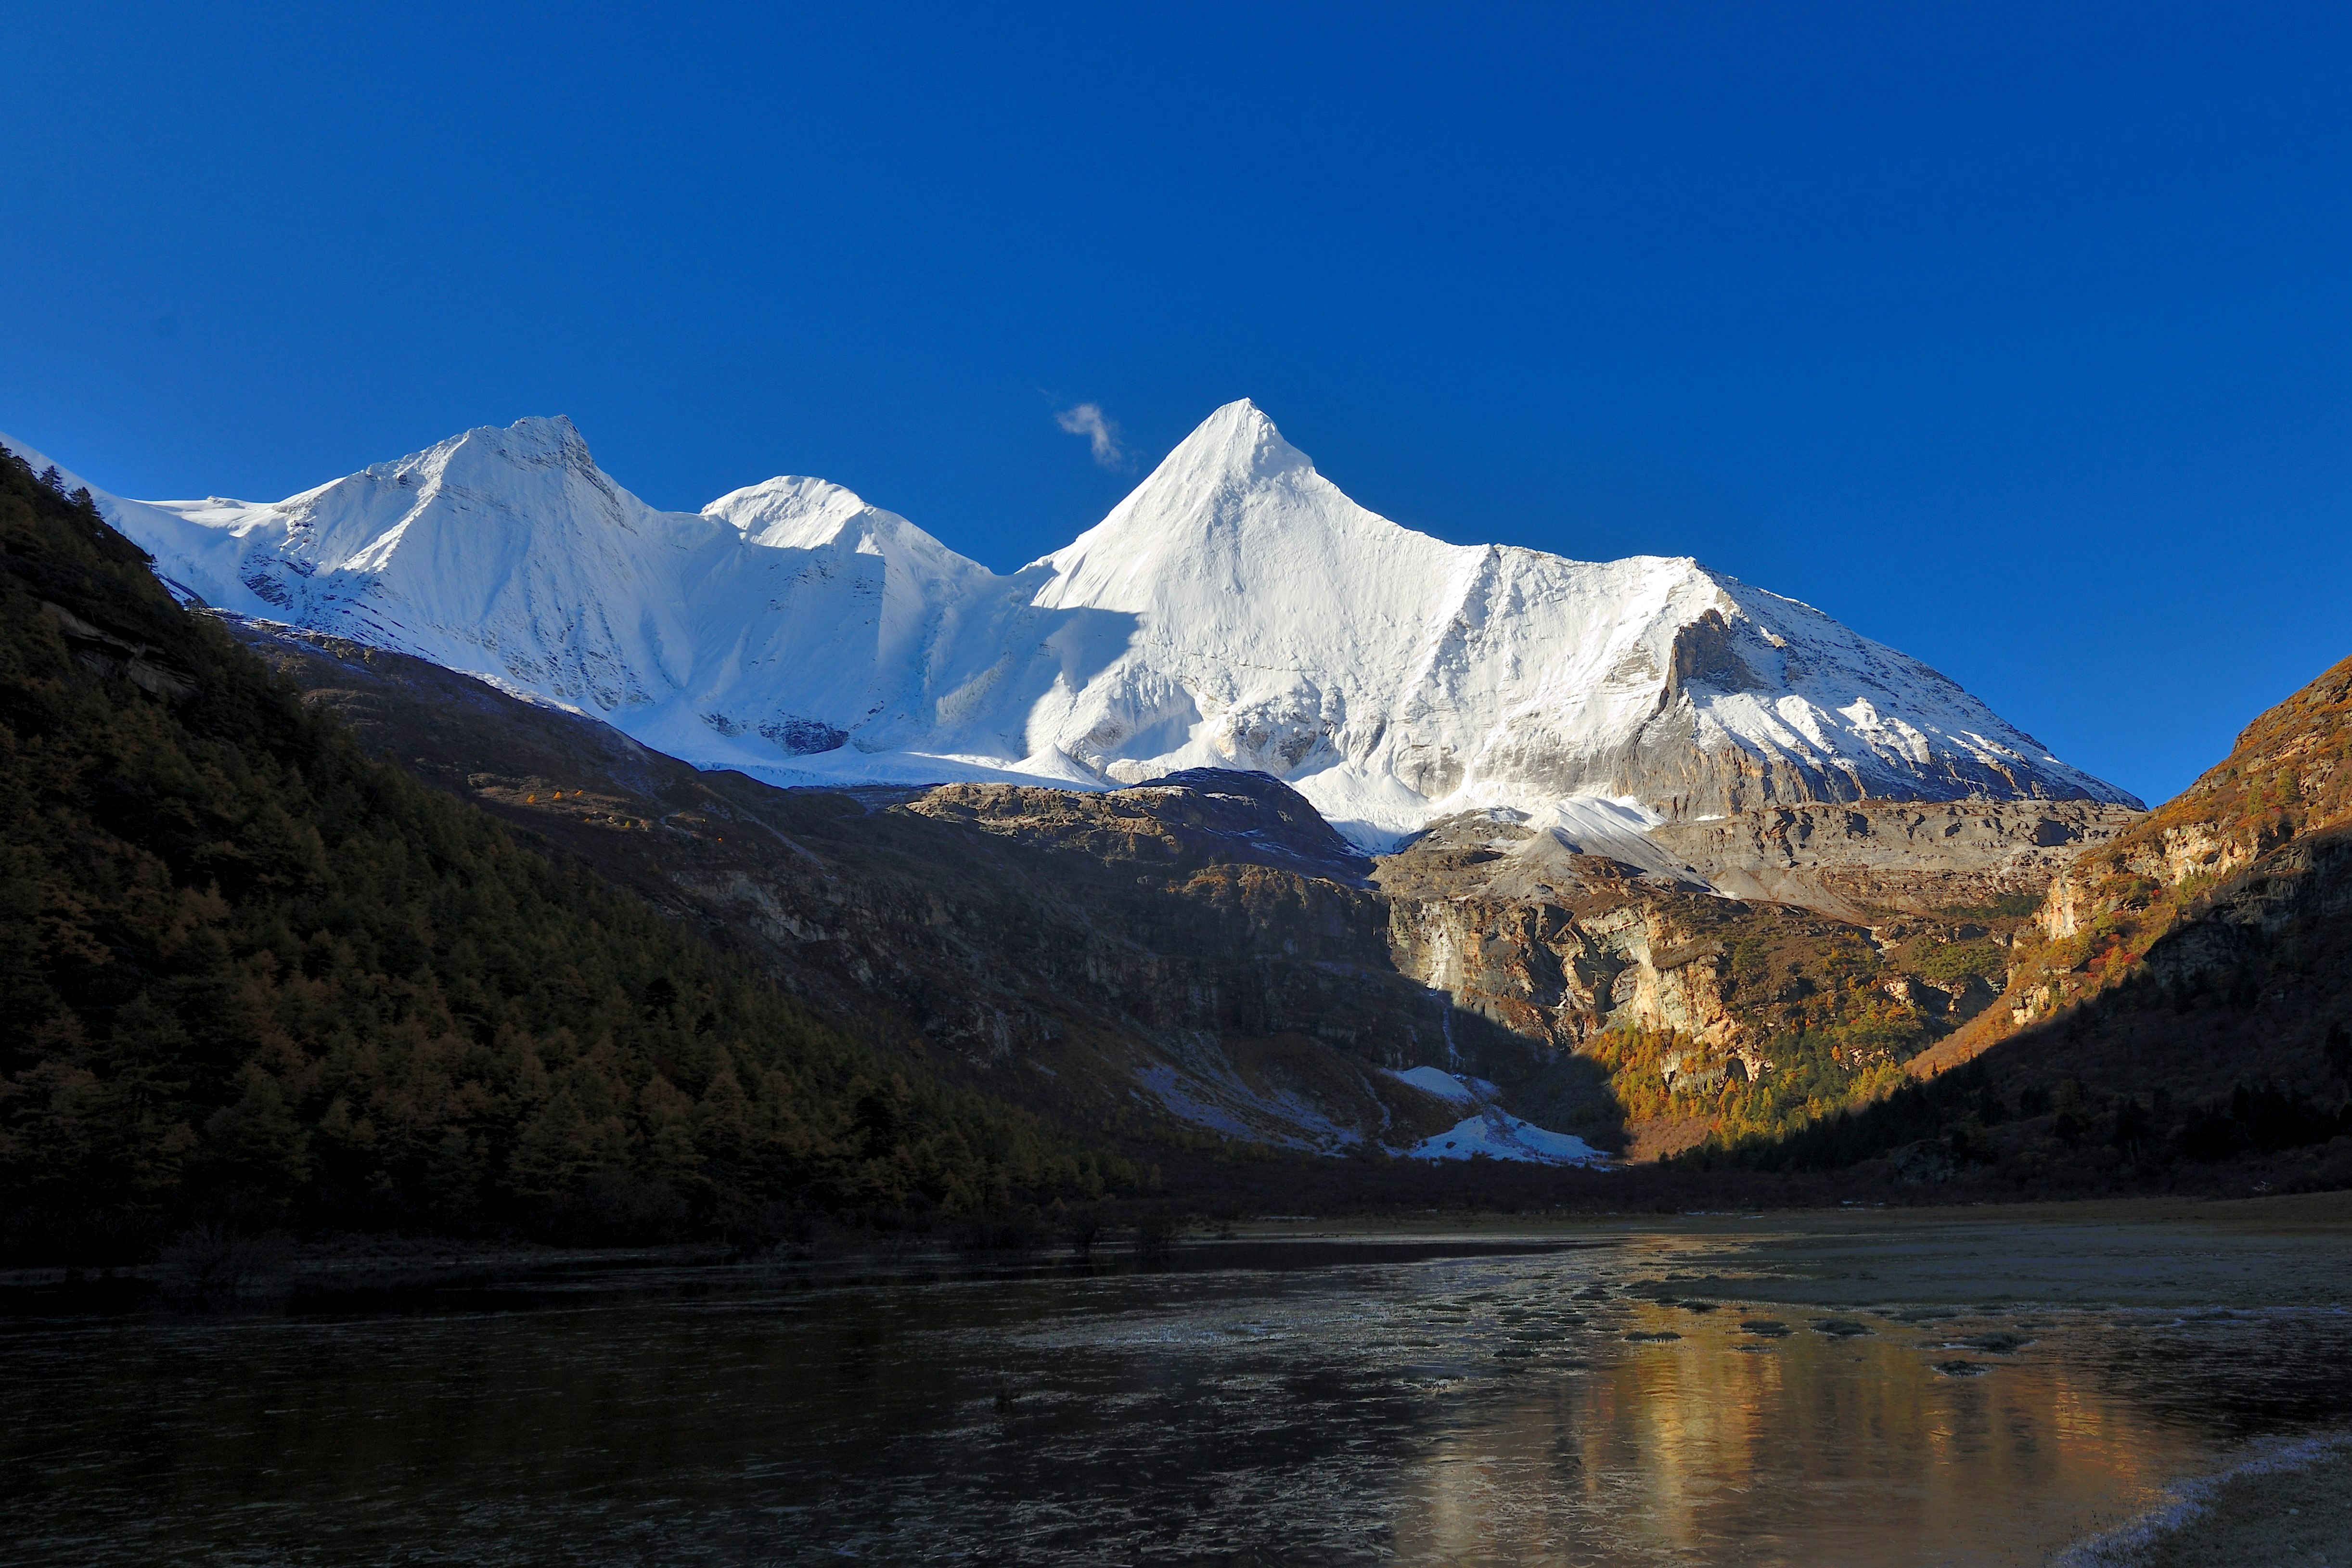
7,1200,2351,1565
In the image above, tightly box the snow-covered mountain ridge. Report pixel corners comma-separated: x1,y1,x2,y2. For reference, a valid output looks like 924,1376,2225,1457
2,401,2138,845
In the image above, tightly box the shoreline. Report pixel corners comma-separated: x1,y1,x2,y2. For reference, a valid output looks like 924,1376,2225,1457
7,1192,2344,1563
9,1187,2347,1319
2055,1430,2352,1567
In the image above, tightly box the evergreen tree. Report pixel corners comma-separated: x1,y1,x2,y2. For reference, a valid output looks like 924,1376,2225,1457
0,445,1129,1260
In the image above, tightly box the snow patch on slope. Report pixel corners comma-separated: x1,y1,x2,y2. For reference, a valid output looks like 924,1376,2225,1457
1405,1109,1608,1167
1387,1066,1493,1105
1384,1067,1607,1166
1134,1059,1366,1155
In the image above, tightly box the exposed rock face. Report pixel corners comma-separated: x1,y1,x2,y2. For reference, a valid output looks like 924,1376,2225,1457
2043,655,2352,938
1374,812,2011,1059
906,769,1372,887
1386,892,1759,1053
1652,799,2143,922
1376,812,1739,1051
1893,816,2352,1146
36,600,198,700
2135,826,2352,995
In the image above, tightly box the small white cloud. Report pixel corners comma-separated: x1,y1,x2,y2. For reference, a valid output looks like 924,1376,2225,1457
1054,402,1125,468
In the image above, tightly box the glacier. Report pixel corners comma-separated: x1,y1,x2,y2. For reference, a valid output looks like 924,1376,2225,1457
0,399,2138,848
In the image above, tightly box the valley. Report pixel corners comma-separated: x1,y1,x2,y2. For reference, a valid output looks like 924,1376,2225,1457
14,15,2349,1568
5,403,2348,1251
225,614,2153,1173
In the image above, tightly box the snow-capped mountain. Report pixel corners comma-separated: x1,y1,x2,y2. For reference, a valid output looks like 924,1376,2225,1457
2,401,2138,845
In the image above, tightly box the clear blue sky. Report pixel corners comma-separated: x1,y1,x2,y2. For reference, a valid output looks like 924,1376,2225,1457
7,2,2348,805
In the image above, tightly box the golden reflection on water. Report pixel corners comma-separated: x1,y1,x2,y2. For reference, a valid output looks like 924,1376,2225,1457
17,1234,2343,1567
1396,1304,2199,1567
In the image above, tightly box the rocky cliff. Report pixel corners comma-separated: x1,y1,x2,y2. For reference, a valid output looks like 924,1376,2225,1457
1649,798,2141,921
1370,808,2050,1155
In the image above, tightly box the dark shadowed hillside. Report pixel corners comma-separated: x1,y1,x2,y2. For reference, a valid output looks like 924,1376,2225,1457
0,450,1131,1261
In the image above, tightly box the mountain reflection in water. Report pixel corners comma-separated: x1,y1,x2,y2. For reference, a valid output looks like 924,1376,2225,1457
6,1232,2346,1566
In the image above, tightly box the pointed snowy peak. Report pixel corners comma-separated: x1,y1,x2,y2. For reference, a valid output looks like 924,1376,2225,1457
1036,396,1444,611
23,403,2140,830
462,412,592,462
1155,397,1311,486
352,415,606,498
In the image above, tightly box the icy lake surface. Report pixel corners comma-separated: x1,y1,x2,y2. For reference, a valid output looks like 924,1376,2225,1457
7,1228,2350,1566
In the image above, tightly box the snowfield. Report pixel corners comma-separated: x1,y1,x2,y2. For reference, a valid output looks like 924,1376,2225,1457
1,400,2136,849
